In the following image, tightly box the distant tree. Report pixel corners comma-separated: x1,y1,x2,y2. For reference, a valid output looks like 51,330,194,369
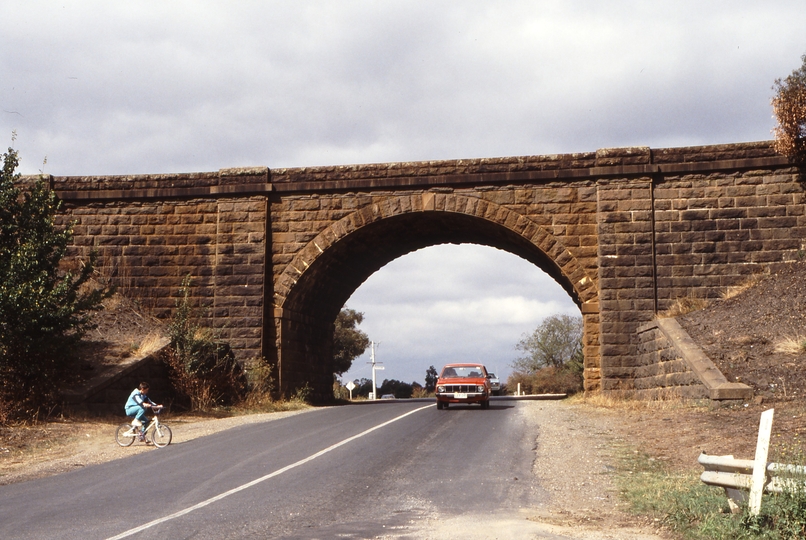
353,377,374,398
0,142,108,421
378,379,414,399
513,314,583,372
333,378,349,400
424,365,438,392
332,307,370,375
509,314,584,397
772,53,806,163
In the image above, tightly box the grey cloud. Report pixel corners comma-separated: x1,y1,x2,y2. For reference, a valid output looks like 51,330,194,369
4,1,806,175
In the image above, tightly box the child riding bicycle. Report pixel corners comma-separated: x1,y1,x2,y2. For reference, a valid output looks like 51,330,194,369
125,382,163,441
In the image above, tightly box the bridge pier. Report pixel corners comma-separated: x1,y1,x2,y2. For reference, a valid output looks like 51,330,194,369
273,307,336,402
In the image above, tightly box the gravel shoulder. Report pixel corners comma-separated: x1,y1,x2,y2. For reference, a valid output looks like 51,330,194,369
421,399,665,540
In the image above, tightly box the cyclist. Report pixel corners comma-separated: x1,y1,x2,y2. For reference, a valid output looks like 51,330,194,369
125,382,162,441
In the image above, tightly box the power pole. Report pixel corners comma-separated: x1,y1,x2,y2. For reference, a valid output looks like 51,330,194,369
368,341,383,400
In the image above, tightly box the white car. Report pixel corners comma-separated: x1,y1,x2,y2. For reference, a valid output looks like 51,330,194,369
487,372,501,395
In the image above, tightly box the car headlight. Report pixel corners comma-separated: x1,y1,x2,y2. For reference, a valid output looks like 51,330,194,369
437,385,445,393
477,385,485,392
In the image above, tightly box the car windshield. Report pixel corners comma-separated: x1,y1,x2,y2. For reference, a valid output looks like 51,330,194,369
440,366,485,378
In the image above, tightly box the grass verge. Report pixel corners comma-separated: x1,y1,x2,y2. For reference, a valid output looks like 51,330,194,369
614,444,806,539
615,445,741,539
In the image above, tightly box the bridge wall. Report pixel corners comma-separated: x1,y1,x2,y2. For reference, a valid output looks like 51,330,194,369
55,169,271,361
47,142,803,399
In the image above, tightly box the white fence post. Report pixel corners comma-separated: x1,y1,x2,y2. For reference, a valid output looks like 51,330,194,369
748,408,775,515
699,408,806,514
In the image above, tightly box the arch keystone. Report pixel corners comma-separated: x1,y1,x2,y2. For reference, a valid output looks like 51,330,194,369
422,192,436,210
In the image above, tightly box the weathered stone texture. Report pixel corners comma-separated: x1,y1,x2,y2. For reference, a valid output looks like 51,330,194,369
654,166,806,304
50,141,798,400
632,322,708,399
59,196,267,361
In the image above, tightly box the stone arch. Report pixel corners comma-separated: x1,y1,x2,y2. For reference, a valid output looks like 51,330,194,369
272,193,600,399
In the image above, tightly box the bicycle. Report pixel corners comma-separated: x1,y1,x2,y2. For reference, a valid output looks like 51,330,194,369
115,406,172,448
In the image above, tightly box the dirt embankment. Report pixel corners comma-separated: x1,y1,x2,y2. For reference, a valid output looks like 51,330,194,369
677,261,806,402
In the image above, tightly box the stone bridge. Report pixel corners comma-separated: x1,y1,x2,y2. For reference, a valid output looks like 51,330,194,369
49,141,803,400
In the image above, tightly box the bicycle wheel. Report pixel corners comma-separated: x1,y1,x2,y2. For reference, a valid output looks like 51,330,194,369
115,423,136,447
150,424,172,448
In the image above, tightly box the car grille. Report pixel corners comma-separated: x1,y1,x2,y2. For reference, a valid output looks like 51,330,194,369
443,384,478,393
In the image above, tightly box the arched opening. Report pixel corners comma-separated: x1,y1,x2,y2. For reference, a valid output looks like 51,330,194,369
274,208,598,400
337,243,581,391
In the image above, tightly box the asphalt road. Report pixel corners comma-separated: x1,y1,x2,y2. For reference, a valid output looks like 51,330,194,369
0,399,546,539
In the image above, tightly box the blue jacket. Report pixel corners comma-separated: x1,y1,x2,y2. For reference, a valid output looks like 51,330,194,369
125,388,155,411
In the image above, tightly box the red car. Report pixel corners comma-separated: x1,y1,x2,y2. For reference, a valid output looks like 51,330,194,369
435,363,491,409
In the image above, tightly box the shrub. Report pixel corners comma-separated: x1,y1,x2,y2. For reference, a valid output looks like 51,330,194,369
506,366,582,395
291,383,312,404
162,343,245,411
333,380,350,401
237,359,277,410
164,276,245,411
772,53,806,164
0,143,109,422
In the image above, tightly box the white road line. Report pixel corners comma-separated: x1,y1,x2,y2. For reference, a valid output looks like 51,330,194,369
106,404,433,539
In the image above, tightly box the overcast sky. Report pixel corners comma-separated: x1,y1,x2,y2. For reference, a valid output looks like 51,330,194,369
2,2,805,386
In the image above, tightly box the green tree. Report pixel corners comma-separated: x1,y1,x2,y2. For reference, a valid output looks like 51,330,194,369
378,378,414,399
513,314,583,372
772,53,806,163
352,377,374,398
0,143,107,421
424,365,438,392
332,307,370,375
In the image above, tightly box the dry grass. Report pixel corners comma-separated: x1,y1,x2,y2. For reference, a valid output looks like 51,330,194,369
239,361,276,410
571,391,700,412
775,334,806,355
100,293,123,312
231,399,311,415
133,331,166,357
658,294,710,318
721,274,763,300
